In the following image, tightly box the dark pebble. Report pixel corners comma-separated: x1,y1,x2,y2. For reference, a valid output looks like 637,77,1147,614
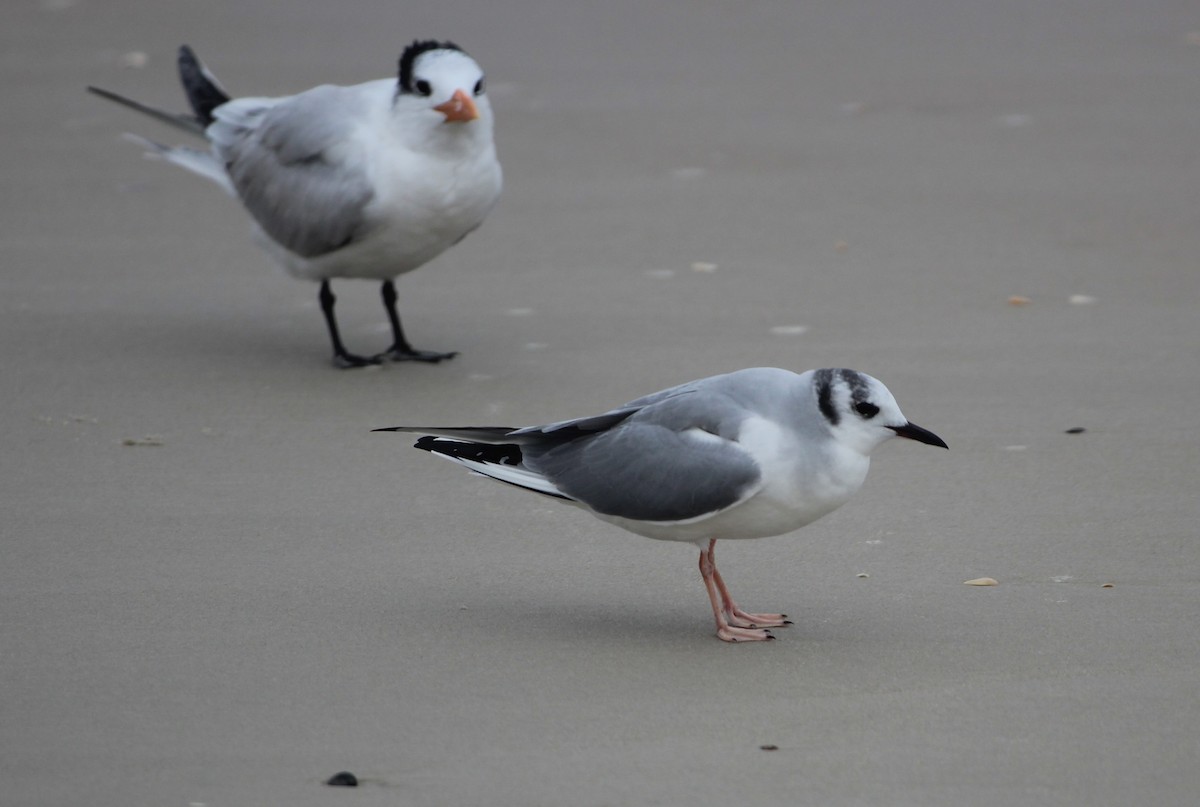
326,771,359,787
759,744,779,751
1064,427,1086,434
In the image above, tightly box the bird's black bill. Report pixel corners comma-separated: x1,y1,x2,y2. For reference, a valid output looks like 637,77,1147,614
890,421,948,449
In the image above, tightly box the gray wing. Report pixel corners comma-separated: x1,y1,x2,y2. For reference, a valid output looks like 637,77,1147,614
524,391,762,523
209,86,374,258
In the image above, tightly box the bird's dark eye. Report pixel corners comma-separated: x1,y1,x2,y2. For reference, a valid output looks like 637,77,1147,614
414,79,432,97
854,402,880,419
473,78,485,96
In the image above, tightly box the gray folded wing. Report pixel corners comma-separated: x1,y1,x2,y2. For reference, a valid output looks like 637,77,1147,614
524,390,762,523
208,86,375,258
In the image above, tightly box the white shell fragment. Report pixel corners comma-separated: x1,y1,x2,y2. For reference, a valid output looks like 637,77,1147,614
690,262,718,273
963,577,999,586
121,51,149,69
1068,294,1096,306
769,325,809,336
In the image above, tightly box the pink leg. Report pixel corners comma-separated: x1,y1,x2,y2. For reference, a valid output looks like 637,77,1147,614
708,541,791,629
698,539,776,642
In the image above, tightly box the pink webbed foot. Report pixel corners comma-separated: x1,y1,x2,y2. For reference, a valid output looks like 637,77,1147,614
723,605,792,630
698,539,790,643
716,623,776,643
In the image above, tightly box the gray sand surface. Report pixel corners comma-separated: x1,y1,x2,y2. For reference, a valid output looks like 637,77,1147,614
4,1,1199,805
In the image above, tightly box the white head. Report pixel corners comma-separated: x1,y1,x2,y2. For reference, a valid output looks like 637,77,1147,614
810,368,948,456
393,40,492,130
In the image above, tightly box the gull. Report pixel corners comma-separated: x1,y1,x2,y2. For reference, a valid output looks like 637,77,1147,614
376,367,947,642
88,40,502,368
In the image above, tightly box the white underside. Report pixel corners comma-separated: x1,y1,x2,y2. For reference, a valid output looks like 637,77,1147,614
428,414,874,546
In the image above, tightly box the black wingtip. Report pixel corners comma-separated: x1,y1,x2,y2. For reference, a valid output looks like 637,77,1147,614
413,435,523,465
176,44,229,126
86,84,207,137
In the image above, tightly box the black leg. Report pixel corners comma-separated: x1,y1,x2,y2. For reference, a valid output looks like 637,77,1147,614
318,280,380,369
377,280,458,363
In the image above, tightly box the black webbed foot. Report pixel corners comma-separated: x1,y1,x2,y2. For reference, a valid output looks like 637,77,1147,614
377,346,458,364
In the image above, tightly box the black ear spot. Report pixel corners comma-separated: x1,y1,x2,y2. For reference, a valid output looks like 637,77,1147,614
414,79,432,97
473,78,485,96
854,401,880,419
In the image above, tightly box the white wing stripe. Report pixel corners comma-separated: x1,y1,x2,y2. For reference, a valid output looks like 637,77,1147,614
428,452,569,499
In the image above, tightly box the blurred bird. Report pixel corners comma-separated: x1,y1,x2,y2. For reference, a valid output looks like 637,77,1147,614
376,367,947,642
88,40,502,367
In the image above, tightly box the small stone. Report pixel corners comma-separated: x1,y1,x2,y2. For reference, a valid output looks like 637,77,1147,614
1064,427,1086,434
326,771,359,787
1101,583,1115,589
964,577,999,586
122,436,164,447
690,262,718,273
1007,295,1032,306
856,573,870,579
834,240,849,253
760,744,779,751
1068,294,1096,306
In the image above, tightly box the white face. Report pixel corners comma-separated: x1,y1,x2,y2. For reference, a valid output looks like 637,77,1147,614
408,50,490,120
812,368,946,455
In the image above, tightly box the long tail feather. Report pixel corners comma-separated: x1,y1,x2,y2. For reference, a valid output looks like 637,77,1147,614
86,85,206,137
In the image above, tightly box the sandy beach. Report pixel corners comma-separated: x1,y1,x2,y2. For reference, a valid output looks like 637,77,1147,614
4,1,1199,805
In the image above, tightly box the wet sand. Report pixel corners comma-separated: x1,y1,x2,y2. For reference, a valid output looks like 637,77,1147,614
4,1,1199,805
